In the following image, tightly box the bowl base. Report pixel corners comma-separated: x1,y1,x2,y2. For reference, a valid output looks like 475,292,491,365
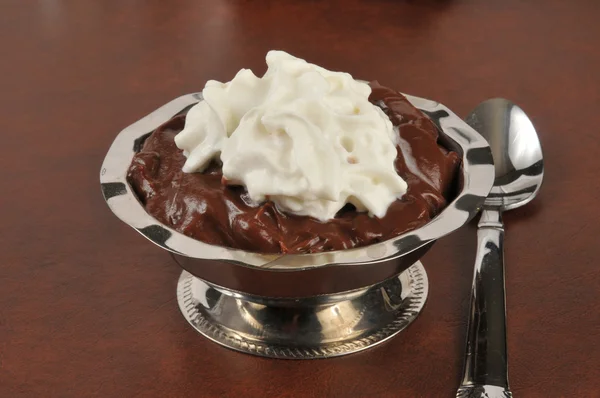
176,261,428,359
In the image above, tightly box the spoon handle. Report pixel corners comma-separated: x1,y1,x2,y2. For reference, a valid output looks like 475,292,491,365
456,208,512,398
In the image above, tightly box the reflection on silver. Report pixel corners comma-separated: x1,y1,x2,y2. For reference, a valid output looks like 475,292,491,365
458,99,544,395
100,93,495,357
177,262,427,359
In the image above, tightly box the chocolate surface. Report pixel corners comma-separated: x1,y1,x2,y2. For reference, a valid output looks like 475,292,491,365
127,83,461,254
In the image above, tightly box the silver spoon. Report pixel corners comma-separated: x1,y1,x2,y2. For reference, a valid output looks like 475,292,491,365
456,99,544,398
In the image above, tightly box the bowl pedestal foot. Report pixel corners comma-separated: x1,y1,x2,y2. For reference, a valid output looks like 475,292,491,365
176,261,428,359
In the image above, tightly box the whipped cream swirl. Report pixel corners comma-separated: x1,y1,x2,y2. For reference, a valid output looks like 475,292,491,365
175,51,407,221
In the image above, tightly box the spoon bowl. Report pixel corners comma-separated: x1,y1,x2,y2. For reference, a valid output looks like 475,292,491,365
466,98,544,210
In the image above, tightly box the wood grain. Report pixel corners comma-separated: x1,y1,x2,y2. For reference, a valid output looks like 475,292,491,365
1,1,598,397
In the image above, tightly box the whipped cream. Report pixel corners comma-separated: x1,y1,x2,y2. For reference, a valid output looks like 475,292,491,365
174,51,407,221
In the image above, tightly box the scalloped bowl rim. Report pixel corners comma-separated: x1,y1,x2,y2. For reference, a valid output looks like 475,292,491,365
100,93,494,271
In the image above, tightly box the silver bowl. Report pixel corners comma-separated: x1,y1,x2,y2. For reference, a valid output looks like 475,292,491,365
100,93,494,358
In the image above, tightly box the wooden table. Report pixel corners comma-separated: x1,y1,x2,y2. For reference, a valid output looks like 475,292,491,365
1,1,598,397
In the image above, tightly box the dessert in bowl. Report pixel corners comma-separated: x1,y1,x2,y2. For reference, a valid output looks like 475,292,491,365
101,51,494,357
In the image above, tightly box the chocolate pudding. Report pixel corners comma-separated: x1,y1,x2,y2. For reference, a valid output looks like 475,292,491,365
127,82,461,254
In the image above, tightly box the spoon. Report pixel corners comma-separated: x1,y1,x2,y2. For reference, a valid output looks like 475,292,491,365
456,99,544,398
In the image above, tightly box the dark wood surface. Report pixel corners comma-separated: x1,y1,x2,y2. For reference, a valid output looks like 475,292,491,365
1,1,599,397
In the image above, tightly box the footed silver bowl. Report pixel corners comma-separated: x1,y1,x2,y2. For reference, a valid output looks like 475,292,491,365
100,93,494,358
